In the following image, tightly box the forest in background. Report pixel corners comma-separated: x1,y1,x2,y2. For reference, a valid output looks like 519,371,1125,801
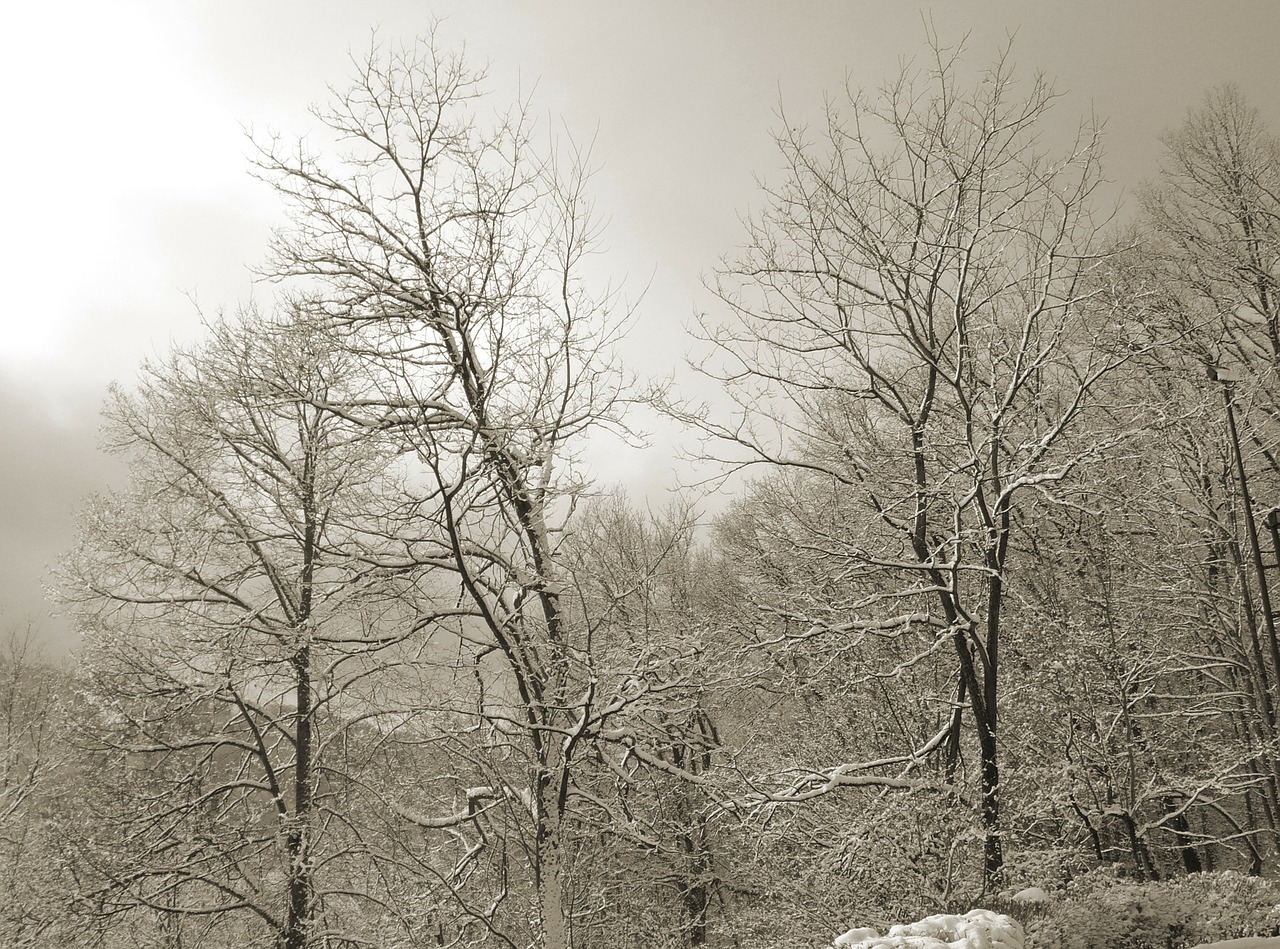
7,32,1280,949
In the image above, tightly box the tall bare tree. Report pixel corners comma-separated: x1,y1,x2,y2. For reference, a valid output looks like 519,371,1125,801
679,40,1133,884
251,37,699,949
1124,85,1280,872
61,307,425,948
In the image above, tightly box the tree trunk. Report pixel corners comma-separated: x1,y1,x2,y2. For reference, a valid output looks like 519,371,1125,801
538,773,571,949
284,645,312,949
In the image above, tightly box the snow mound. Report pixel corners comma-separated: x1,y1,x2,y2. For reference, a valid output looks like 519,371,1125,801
1010,887,1048,904
835,929,882,947
832,909,1023,949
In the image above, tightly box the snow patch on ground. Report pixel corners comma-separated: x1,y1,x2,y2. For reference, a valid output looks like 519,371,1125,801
832,908,1023,949
1010,886,1049,904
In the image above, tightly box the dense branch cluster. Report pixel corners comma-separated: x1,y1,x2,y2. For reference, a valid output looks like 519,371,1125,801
8,33,1280,949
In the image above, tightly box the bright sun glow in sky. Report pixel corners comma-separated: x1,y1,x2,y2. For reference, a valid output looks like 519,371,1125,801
5,0,1280,648
3,4,261,373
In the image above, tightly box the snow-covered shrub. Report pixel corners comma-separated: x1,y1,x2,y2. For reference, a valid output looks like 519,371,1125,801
1158,871,1280,945
1026,883,1185,949
1001,845,1093,893
1016,867,1280,949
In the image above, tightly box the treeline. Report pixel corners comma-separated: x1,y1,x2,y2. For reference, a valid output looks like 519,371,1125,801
7,34,1280,949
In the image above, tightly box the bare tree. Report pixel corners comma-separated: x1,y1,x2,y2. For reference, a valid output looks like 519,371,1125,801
0,626,72,948
251,37,700,949
677,40,1132,884
1133,87,1280,869
559,497,725,948
1143,86,1280,369
61,307,427,948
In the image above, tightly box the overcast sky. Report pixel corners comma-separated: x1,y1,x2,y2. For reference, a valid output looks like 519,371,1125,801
6,0,1280,653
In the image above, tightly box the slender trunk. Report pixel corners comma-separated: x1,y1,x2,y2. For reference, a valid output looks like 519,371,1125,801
974,486,1009,885
533,580,572,949
1208,500,1280,847
284,451,317,949
944,675,966,786
975,706,1001,881
285,644,312,949
535,614,573,949
1164,798,1204,874
1227,651,1280,849
952,627,1001,882
682,853,712,948
1222,380,1280,704
1226,533,1280,848
1197,806,1216,872
1225,519,1280,798
981,570,1003,881
1119,812,1158,881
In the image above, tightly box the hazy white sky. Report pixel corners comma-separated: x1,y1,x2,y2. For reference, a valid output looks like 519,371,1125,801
6,0,1280,650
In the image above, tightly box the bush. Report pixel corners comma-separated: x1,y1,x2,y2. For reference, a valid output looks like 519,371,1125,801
1006,868,1280,949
